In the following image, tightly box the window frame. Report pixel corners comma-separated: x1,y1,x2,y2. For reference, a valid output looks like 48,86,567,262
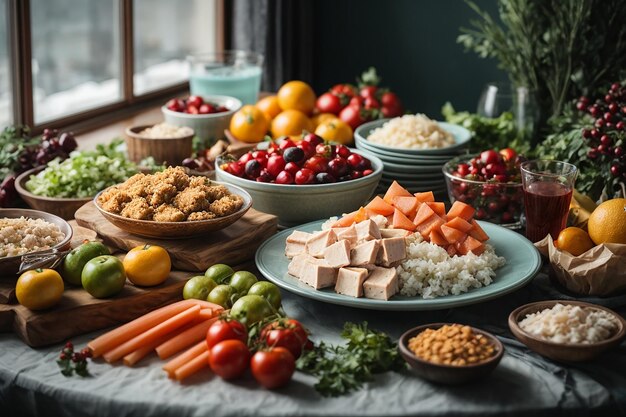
6,0,225,135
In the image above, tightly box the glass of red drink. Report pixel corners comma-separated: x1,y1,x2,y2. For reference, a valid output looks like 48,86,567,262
520,160,578,242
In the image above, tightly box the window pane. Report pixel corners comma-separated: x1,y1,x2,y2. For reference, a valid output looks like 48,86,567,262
133,0,217,95
0,0,12,128
31,0,121,123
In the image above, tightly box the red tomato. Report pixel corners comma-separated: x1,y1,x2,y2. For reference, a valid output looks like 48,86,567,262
250,347,295,389
186,105,199,115
499,147,517,162
364,97,380,110
316,93,343,115
187,95,204,108
349,96,364,108
198,103,215,114
166,99,185,112
380,92,403,117
206,319,248,349
339,105,366,130
359,86,378,99
260,319,309,358
330,83,357,98
209,340,250,380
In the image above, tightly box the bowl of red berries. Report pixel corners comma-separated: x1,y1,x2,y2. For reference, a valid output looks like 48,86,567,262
443,148,525,229
162,95,242,146
216,133,383,226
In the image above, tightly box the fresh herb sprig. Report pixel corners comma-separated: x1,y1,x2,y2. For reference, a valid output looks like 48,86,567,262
296,322,405,397
57,342,92,377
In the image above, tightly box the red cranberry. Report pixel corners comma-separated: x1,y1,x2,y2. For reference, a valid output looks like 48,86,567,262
480,150,500,165
604,112,613,122
304,155,329,174
610,165,621,177
617,121,625,131
256,169,273,182
328,158,349,178
475,208,487,220
335,145,351,159
284,162,300,175
275,171,294,184
346,153,363,168
187,95,203,108
227,162,244,177
600,135,612,146
351,171,363,179
581,128,591,138
239,152,254,164
302,133,323,147
615,146,624,157
198,103,215,114
591,129,600,138
609,103,619,113
166,99,184,112
457,163,470,176
316,143,333,156
298,142,315,159
295,168,315,185
279,137,297,150
186,105,199,114
266,155,286,177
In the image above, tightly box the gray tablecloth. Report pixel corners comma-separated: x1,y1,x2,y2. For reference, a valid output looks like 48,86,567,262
1,270,626,417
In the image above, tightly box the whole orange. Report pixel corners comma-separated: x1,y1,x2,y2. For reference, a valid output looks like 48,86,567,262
315,118,354,145
270,110,313,138
256,95,282,121
229,105,269,143
277,81,316,115
587,198,626,244
312,112,338,128
123,244,171,286
555,227,595,256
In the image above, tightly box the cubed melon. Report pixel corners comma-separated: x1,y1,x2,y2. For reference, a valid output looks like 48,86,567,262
413,203,436,226
414,191,435,203
365,196,395,216
393,196,419,219
447,201,475,221
333,210,358,227
426,201,446,218
469,219,489,242
383,181,413,204
392,208,417,232
440,224,466,244
457,235,485,256
445,216,473,233
415,214,445,239
446,245,457,257
354,207,369,223
429,228,448,246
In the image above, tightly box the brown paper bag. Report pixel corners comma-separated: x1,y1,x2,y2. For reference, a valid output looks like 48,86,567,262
535,236,626,296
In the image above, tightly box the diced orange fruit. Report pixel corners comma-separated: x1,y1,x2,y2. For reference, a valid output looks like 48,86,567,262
393,196,419,219
383,181,413,204
415,214,445,238
333,210,358,227
426,201,446,218
445,216,473,233
440,225,466,244
413,203,436,226
354,207,369,223
414,191,435,203
447,201,475,221
457,235,485,255
365,196,395,216
469,219,489,242
429,228,449,246
392,208,417,231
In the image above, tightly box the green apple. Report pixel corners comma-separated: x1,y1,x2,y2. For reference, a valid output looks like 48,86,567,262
59,241,110,286
81,255,126,298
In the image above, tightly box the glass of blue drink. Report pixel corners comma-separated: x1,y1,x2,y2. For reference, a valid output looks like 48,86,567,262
187,50,264,105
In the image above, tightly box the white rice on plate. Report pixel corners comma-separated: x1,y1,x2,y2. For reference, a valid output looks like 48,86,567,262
367,114,455,149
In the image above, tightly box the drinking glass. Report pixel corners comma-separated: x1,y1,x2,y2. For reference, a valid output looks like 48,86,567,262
477,82,539,140
187,50,264,105
520,160,578,242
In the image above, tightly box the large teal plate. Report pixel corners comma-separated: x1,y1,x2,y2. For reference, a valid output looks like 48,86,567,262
255,220,541,311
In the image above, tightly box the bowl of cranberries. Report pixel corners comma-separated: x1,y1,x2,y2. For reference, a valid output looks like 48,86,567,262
443,148,525,228
216,133,383,226
162,95,242,145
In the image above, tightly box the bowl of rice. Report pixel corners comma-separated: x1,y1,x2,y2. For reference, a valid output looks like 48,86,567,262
125,123,195,166
508,300,626,362
0,208,73,277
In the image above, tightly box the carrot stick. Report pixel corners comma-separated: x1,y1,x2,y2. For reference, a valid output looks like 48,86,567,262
199,309,217,320
163,340,207,378
174,351,210,381
103,305,201,363
156,316,218,360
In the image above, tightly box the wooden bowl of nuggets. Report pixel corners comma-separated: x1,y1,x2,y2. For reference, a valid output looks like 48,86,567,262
94,167,252,239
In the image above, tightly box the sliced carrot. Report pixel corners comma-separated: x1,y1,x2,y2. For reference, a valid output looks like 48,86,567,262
445,216,473,233
174,351,210,381
332,210,358,227
103,305,201,363
392,196,419,219
365,196,395,216
415,214,445,239
447,201,475,221
383,181,412,204
458,235,485,255
414,191,435,203
413,203,436,226
426,202,446,218
392,208,417,231
156,317,218,360
440,224,466,244
122,323,189,367
429,228,448,246
163,340,207,378
469,219,490,242
353,207,369,223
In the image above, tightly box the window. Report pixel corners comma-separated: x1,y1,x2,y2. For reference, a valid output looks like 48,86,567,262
0,0,12,128
133,0,217,95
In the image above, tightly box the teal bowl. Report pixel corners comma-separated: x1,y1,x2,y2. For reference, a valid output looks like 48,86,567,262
215,150,383,227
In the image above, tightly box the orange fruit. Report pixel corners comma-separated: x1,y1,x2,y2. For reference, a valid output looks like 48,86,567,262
229,105,269,143
312,112,339,128
123,244,172,286
16,268,64,310
256,95,282,121
587,198,626,244
555,227,595,256
315,118,354,145
270,109,313,138
277,81,316,115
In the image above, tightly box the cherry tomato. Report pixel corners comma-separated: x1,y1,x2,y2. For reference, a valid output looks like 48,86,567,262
260,319,309,359
250,347,295,389
295,168,315,185
302,133,324,147
284,162,300,175
499,148,517,162
166,99,185,112
381,92,403,113
239,152,254,165
275,170,294,184
187,95,204,108
339,105,366,130
327,158,348,178
349,96,364,108
227,162,244,177
359,86,378,99
198,103,215,114
206,318,248,349
335,144,351,159
480,150,501,165
364,97,380,110
316,93,343,115
186,105,199,114
209,340,250,380
330,83,357,98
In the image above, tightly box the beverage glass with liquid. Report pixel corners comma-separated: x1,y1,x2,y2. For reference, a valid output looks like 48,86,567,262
520,160,578,242
187,51,263,105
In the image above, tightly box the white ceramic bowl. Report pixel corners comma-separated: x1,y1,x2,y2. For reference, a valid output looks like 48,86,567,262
215,150,383,227
161,95,242,145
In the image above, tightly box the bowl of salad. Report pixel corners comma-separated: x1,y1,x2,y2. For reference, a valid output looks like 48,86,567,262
15,142,139,220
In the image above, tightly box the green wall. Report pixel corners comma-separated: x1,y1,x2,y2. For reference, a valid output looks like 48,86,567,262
311,0,507,118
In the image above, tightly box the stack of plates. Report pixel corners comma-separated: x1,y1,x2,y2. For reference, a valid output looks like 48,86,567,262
354,119,471,195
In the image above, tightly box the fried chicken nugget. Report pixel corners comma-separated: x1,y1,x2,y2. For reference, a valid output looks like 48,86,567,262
187,211,217,221
155,166,190,191
148,183,178,207
208,195,244,217
205,185,231,202
120,197,153,220
172,187,209,215
98,187,132,214
153,204,186,222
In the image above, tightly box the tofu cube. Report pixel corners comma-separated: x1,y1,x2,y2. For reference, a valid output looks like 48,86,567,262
286,230,313,244
369,214,389,230
324,239,351,268
300,261,338,289
380,228,410,238
363,267,398,300
335,267,369,297
355,219,382,243
305,229,337,258
285,241,306,258
335,224,358,247
376,237,407,267
287,253,321,278
350,240,380,266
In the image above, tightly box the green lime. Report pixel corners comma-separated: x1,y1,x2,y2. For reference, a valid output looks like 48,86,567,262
247,281,281,310
182,275,217,300
207,284,235,308
229,271,258,295
230,294,274,327
59,241,110,286
205,264,234,285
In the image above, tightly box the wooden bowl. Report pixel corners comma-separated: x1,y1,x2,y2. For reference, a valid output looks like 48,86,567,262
0,208,73,277
15,166,92,220
93,181,252,239
125,125,194,166
508,300,626,362
398,323,504,385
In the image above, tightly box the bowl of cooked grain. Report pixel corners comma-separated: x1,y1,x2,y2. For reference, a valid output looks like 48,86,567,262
0,208,73,277
399,323,504,385
94,166,252,239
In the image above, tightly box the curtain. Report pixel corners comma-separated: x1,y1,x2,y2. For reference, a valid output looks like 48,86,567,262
229,0,314,92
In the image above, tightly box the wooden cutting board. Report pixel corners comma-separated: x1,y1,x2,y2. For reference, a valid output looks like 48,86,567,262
74,201,278,272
